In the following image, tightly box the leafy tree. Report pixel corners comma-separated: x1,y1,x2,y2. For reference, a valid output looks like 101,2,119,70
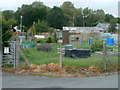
83,7,93,18
15,4,47,29
109,18,117,33
83,7,93,26
47,6,67,29
94,9,106,23
85,13,98,26
117,17,120,23
2,16,13,46
74,8,84,26
105,14,114,22
48,27,54,35
31,1,44,8
2,10,14,20
61,1,75,26
34,20,49,33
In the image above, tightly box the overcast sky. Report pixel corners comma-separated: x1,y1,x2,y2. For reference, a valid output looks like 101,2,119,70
0,0,119,17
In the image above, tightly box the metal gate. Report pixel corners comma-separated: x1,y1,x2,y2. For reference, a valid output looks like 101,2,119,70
2,41,18,69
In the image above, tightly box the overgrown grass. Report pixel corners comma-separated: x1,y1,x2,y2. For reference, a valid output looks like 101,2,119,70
22,43,118,68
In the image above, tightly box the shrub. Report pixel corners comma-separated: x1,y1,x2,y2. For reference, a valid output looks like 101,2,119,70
46,37,52,43
36,39,46,43
91,40,104,52
36,43,52,52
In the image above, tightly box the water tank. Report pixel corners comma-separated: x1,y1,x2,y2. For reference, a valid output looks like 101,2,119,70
65,45,73,50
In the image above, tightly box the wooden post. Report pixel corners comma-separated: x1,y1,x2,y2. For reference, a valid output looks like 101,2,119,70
103,41,107,70
59,48,62,67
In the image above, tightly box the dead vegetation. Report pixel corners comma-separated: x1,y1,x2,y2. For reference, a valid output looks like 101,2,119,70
2,63,120,77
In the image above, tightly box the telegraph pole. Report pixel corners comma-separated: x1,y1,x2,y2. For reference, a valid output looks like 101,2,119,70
20,15,22,32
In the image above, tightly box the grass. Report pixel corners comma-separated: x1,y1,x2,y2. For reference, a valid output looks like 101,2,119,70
22,43,118,68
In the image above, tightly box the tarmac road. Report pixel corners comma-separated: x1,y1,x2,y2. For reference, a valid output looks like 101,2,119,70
2,72,119,88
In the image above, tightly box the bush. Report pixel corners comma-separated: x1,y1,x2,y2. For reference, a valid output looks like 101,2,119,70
36,39,46,43
91,40,104,52
36,43,52,52
46,37,52,43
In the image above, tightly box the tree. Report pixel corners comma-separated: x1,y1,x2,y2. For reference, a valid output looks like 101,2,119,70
83,7,93,26
83,7,93,18
47,6,67,29
117,17,120,23
105,14,114,23
2,10,14,21
61,1,75,26
34,20,49,33
14,3,47,29
2,16,13,46
74,8,84,26
94,9,106,23
31,1,44,8
109,18,117,33
85,13,98,26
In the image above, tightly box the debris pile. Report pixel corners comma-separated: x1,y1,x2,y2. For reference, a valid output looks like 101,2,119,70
88,66,102,74
16,63,66,74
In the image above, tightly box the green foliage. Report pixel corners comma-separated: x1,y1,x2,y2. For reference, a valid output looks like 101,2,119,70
109,18,117,33
105,14,114,22
36,37,53,43
2,10,14,20
36,39,46,43
15,4,47,28
46,37,52,43
83,7,93,18
2,1,117,31
34,20,49,33
31,1,44,8
60,1,75,26
91,40,104,52
2,16,13,46
95,9,106,23
47,6,67,29
74,8,84,26
23,44,118,68
75,45,91,49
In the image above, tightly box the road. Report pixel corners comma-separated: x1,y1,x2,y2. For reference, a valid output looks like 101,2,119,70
2,72,119,88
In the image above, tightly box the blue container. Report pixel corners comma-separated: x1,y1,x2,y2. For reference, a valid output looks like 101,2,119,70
106,38,114,46
23,43,35,48
88,40,92,45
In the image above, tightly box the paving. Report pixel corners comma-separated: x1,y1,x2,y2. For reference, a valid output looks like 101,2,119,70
2,72,119,88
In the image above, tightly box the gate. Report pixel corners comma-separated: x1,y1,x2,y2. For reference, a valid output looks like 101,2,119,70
2,41,19,69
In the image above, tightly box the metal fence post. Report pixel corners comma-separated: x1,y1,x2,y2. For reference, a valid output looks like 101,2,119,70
13,41,16,69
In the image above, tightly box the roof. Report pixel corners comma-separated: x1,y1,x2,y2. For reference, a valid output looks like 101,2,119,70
63,27,100,33
96,23,109,31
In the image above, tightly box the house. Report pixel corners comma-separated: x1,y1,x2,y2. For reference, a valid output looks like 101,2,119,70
96,23,119,32
62,22,119,45
96,23,109,32
62,27,101,45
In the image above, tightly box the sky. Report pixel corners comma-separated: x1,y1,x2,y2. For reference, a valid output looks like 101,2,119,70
0,0,119,17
